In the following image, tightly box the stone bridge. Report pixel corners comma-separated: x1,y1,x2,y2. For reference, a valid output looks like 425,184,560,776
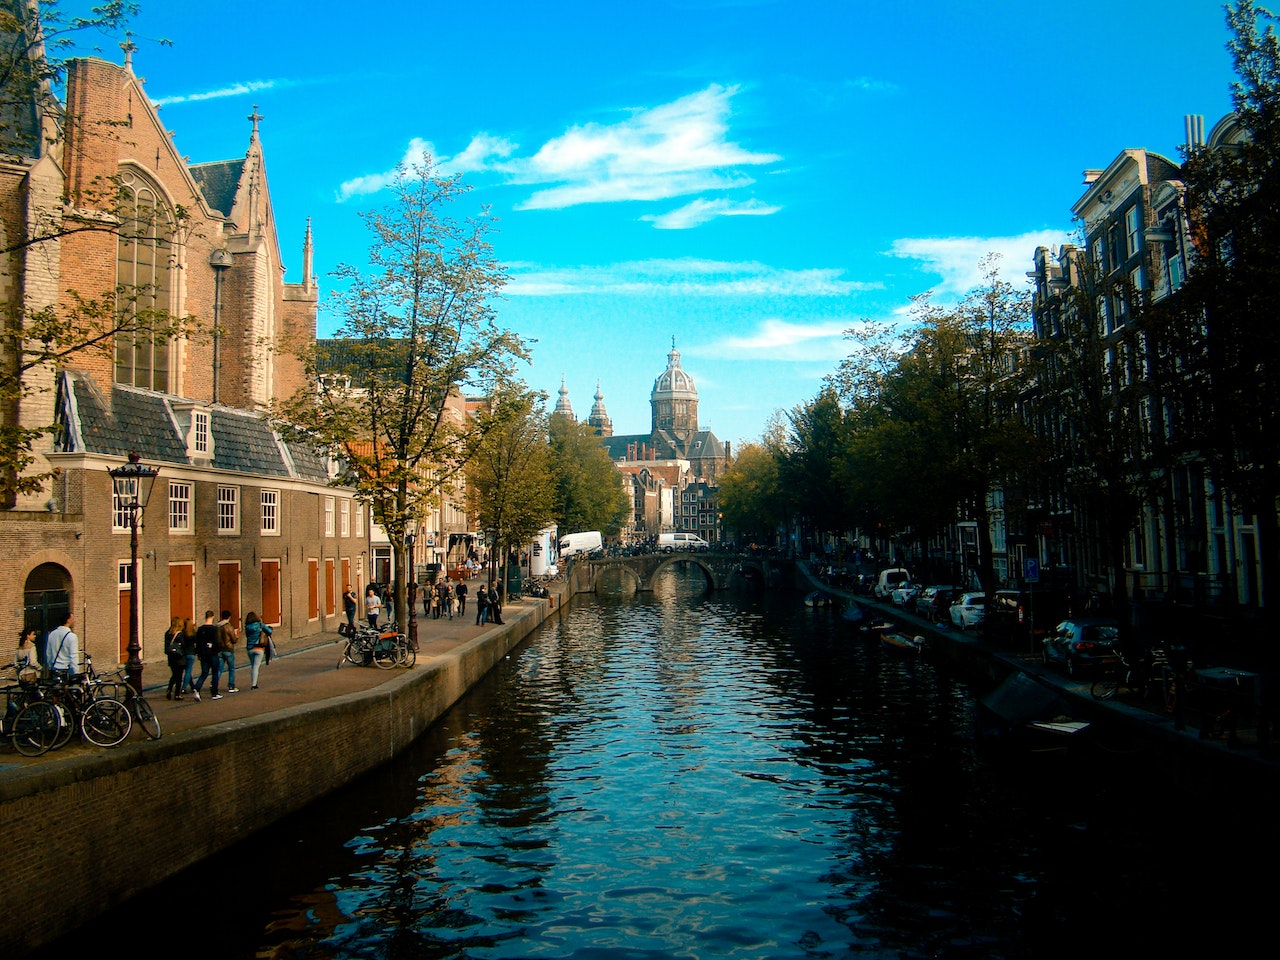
566,551,786,593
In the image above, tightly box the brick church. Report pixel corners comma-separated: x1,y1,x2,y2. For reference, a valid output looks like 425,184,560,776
1,12,364,675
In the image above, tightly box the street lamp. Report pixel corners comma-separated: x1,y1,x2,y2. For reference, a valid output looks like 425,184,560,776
109,451,160,694
405,531,418,650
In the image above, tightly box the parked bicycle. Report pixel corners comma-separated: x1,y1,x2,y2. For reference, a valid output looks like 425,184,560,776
89,661,162,740
9,658,132,756
1090,644,1174,708
337,623,415,670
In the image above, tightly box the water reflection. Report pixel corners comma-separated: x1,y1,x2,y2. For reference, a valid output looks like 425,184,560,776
70,566,1278,959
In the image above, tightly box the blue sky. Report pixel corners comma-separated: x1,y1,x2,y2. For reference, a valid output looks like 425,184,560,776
76,0,1237,446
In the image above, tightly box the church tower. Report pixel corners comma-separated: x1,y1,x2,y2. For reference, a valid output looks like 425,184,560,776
587,381,613,437
552,375,576,421
650,338,698,448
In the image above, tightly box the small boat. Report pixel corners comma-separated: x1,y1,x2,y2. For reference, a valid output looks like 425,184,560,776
881,632,926,656
804,590,832,607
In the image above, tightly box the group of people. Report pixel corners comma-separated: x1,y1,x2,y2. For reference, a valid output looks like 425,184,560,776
339,575,508,632
162,609,274,701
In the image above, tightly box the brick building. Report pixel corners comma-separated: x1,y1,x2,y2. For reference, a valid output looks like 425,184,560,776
1,31,362,674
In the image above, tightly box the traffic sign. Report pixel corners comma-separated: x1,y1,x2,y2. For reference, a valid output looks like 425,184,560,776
1024,557,1040,583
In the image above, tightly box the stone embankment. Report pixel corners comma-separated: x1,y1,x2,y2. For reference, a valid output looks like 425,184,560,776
0,587,568,958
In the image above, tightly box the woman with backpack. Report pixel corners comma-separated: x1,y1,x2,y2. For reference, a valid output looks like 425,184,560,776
243,611,273,691
164,616,187,700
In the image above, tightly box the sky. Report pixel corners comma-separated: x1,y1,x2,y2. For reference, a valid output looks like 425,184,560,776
65,0,1239,447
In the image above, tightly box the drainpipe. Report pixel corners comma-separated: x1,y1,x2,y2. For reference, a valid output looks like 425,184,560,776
209,249,233,403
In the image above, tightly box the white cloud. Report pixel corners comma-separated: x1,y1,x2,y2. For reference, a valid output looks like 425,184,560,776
504,258,878,297
150,79,281,107
336,134,517,201
641,197,781,229
700,318,853,361
888,231,1072,295
512,84,781,210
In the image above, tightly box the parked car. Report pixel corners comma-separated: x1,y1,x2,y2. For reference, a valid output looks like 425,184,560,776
914,585,956,622
874,568,911,599
1040,617,1121,677
949,592,987,629
984,587,1074,647
890,582,921,606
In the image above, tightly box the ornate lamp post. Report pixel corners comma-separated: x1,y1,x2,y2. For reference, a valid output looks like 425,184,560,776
109,451,160,694
405,531,419,650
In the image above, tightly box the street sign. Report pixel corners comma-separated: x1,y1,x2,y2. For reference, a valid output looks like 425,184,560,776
1024,557,1040,583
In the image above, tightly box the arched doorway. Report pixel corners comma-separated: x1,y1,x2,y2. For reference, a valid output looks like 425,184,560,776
24,562,72,666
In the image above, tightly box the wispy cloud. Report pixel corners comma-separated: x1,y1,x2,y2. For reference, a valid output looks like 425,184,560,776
336,134,517,201
504,258,878,297
699,317,854,361
641,197,780,229
150,79,283,107
888,231,1072,295
510,84,780,210
334,84,780,217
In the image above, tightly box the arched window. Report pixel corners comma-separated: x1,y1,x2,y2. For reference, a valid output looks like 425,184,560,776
115,169,174,391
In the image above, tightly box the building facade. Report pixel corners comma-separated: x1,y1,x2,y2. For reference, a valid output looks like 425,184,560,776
1,36,361,674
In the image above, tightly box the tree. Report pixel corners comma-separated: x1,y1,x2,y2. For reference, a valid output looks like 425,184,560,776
2,1,192,503
283,160,527,631
1172,0,1280,611
781,387,852,557
467,383,554,597
717,441,785,546
547,414,630,537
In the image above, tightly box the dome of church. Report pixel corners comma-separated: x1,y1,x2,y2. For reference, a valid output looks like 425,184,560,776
651,343,698,401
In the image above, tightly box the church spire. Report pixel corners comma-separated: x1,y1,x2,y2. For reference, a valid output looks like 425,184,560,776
587,380,613,437
553,375,576,421
303,217,314,292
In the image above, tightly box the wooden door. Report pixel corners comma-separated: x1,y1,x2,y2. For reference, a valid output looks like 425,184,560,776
308,559,319,620
261,560,281,626
169,563,194,624
218,561,241,626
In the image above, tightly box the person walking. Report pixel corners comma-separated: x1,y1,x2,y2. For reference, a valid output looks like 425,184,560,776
365,585,382,629
343,585,358,631
455,579,468,617
179,617,198,699
243,611,272,690
489,582,504,625
475,584,488,626
190,610,218,702
163,616,186,700
215,610,240,696
14,627,41,679
46,611,79,680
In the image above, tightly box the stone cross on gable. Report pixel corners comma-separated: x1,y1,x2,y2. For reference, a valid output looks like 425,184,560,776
248,104,264,138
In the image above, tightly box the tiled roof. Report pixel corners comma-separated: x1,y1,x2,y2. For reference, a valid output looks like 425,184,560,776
58,372,336,483
190,159,245,218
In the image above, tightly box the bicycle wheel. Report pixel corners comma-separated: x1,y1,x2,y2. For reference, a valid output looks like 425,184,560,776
372,636,398,669
50,698,75,750
132,695,162,740
1091,675,1119,701
399,639,416,668
12,701,59,757
81,698,132,747
341,639,364,667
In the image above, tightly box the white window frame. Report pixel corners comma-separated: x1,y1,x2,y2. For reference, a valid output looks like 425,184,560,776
355,501,364,538
340,498,350,538
217,485,240,535
112,481,136,532
168,481,192,533
324,496,335,537
261,489,280,536
1125,205,1141,258
194,410,210,455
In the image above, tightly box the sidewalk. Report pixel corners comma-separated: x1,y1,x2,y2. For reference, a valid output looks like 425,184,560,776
1,593,548,771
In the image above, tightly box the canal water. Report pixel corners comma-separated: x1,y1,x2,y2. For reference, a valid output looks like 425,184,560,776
90,567,1276,958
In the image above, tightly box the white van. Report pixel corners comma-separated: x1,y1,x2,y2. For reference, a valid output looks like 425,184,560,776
559,531,603,558
874,567,911,598
658,532,710,552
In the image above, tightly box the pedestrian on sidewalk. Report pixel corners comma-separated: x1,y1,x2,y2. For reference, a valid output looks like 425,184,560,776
475,584,489,626
343,585,358,631
489,582,504,625
365,585,382,629
179,617,198,698
456,579,468,617
215,610,240,696
191,611,218,701
243,611,272,690
163,616,186,700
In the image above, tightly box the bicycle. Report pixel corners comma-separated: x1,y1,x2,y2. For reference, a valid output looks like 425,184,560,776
10,667,132,754
338,624,415,669
90,662,162,740
1091,645,1172,707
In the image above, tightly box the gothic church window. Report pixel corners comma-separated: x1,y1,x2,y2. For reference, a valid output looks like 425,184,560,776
115,168,175,391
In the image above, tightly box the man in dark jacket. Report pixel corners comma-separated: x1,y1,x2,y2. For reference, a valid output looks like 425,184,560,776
475,585,488,626
191,610,219,702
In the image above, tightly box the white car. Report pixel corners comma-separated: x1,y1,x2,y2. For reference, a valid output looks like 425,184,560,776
949,592,987,630
890,583,921,606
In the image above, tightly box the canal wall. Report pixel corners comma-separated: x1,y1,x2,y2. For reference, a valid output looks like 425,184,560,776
0,595,565,958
